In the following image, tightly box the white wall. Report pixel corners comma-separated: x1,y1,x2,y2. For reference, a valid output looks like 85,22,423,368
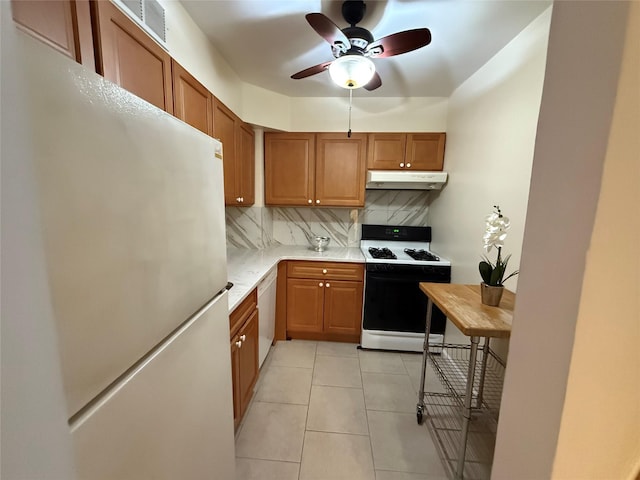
492,2,635,479
551,3,640,477
288,96,448,132
427,8,552,353
162,0,243,113
0,4,77,478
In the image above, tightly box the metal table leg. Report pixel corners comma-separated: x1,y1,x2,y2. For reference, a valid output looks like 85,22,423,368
476,338,490,408
456,335,480,479
416,297,434,424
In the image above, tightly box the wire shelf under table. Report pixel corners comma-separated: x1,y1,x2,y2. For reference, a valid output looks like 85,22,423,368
427,343,505,423
420,344,506,479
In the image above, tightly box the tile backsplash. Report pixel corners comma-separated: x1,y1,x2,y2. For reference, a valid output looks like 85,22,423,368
225,190,432,249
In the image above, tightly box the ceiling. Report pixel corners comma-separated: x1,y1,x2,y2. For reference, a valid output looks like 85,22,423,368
179,0,551,98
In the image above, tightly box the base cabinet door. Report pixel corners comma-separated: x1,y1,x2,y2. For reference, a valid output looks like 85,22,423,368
230,338,242,428
285,262,364,342
286,278,324,333
323,280,364,336
229,289,259,429
237,309,259,417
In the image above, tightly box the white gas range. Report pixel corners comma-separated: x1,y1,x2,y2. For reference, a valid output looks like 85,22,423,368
359,225,451,352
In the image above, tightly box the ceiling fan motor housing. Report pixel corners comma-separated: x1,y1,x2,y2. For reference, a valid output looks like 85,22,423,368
342,0,366,26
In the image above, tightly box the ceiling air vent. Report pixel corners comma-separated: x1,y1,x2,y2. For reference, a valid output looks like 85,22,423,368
144,0,166,43
113,0,167,49
121,0,142,20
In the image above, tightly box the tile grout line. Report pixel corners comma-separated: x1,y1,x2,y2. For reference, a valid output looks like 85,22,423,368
297,341,318,480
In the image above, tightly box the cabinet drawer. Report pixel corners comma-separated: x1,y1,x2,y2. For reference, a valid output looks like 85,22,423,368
288,261,364,281
229,289,257,338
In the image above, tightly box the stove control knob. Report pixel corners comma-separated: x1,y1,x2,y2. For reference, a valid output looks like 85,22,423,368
322,269,327,274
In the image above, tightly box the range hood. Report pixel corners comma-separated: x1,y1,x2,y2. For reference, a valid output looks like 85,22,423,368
366,170,448,190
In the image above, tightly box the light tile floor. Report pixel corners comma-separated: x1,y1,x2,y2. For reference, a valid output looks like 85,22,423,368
235,340,449,480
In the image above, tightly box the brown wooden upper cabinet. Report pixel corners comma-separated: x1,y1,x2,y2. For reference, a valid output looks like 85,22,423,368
264,132,366,208
92,0,173,114
171,60,213,136
11,0,95,68
367,133,446,171
214,99,255,206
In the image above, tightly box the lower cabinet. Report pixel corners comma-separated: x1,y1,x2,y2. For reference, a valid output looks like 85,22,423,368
285,261,364,343
229,289,259,430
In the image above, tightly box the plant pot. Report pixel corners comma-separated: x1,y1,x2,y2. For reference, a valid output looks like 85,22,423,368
480,282,504,307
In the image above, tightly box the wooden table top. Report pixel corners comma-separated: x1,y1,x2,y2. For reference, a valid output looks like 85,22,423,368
419,283,514,338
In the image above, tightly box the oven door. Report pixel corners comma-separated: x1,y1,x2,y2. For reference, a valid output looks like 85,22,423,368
362,264,450,334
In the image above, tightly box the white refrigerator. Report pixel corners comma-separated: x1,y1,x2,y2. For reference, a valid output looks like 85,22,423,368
17,34,236,479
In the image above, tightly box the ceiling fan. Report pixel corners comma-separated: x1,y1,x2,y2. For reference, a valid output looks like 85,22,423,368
291,0,432,91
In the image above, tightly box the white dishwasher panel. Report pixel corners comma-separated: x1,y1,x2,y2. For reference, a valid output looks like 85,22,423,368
257,267,277,367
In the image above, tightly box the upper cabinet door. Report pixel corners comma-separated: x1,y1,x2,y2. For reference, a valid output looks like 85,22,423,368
171,60,213,136
11,0,95,68
213,100,238,205
93,1,173,114
315,133,366,207
237,122,255,206
367,133,407,170
264,133,315,206
406,133,446,171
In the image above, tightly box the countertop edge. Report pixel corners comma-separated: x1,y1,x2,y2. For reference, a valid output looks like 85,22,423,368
226,247,365,313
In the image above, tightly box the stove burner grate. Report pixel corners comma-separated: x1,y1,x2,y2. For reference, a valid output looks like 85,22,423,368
404,248,440,262
368,247,397,260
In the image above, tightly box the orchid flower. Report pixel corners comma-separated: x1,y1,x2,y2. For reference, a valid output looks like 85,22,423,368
479,206,519,286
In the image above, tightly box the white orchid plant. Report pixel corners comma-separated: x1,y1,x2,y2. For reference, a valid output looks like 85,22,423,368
479,205,519,286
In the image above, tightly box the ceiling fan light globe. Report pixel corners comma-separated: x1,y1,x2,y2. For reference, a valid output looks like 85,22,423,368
329,55,375,89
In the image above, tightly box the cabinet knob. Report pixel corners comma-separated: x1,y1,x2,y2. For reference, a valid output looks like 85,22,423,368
322,269,328,274
319,282,324,287
315,199,320,204
406,163,411,168
236,197,242,203
399,162,405,168
240,197,244,203
326,283,330,288
236,340,242,348
240,334,246,341
308,199,312,204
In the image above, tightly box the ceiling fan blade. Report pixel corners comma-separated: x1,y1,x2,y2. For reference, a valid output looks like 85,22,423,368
366,28,432,58
363,72,382,91
305,13,350,48
291,61,333,80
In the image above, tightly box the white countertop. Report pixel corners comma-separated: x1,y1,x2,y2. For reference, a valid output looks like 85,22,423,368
226,245,365,312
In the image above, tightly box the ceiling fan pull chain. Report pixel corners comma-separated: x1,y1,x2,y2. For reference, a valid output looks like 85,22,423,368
347,89,353,138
